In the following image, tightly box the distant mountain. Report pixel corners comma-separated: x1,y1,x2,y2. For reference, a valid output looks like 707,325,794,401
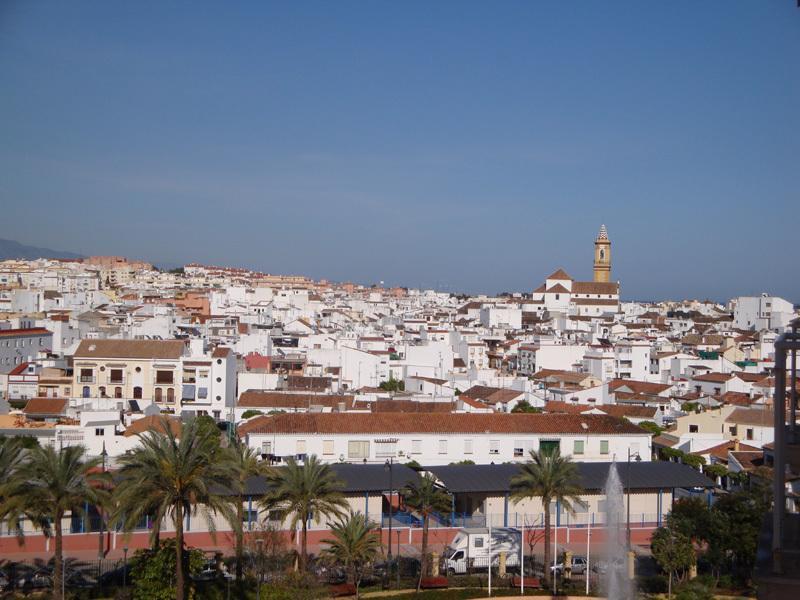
0,238,84,261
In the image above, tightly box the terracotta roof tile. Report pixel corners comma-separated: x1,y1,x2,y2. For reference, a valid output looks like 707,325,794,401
74,339,185,360
237,412,645,436
22,397,67,415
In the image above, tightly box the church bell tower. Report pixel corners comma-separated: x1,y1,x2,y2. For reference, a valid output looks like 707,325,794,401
593,224,611,283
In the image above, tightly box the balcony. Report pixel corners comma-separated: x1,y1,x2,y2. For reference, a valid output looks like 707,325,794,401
78,376,95,383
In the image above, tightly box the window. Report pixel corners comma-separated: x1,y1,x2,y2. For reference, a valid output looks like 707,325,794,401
464,439,473,454
600,440,609,455
79,368,94,383
539,440,560,456
323,440,335,455
95,428,104,436
296,440,306,455
114,387,122,399
489,440,500,455
133,387,142,399
729,426,738,436
746,428,754,440
198,387,208,399
473,537,484,548
375,440,397,457
260,441,272,455
156,370,174,384
573,440,585,455
82,386,90,398
438,440,448,455
98,386,106,397
155,388,163,402
110,369,123,383
167,388,175,403
411,440,422,455
689,425,699,433
348,441,370,460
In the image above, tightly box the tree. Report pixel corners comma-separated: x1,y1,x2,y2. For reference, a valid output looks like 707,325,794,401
112,417,235,600
402,473,451,591
262,455,347,573
651,525,695,598
227,440,269,588
509,448,583,586
0,437,25,504
320,511,381,599
128,538,205,600
0,444,108,600
638,421,664,436
379,375,404,392
511,400,541,414
241,409,264,420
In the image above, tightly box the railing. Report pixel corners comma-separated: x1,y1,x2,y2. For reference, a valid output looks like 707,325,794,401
79,376,95,383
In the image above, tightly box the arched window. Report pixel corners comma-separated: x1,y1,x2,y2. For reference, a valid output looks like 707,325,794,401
114,387,122,399
600,249,605,260
99,386,106,397
82,386,90,398
155,388,163,402
167,388,174,403
133,386,142,399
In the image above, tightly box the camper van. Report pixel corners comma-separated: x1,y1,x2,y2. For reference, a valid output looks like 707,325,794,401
444,527,521,574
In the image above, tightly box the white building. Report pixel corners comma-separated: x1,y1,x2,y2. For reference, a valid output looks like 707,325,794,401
238,412,651,466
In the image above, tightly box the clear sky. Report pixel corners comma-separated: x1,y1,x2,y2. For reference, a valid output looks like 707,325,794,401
1,1,798,302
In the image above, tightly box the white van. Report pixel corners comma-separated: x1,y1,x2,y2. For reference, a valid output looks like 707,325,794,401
444,527,521,574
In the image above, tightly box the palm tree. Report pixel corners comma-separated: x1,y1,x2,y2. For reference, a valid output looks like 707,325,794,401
510,447,583,586
262,454,347,572
0,444,108,600
0,436,25,503
111,417,235,600
320,511,381,599
227,440,269,586
402,473,451,590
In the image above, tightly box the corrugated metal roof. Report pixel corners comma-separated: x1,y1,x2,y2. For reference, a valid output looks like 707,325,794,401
238,463,423,496
426,461,713,494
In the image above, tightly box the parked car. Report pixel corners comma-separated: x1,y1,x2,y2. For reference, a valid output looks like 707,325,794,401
97,564,131,587
17,569,52,590
592,556,625,575
551,556,588,575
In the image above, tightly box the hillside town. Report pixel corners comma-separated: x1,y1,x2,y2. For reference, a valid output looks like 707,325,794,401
0,226,798,598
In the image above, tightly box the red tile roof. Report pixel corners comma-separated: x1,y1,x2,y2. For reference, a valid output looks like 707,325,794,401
0,327,51,337
238,391,354,410
22,397,67,415
237,412,645,436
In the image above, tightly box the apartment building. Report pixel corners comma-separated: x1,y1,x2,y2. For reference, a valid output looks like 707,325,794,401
238,412,651,466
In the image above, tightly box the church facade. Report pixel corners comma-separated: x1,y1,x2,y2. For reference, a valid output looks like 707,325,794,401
528,225,621,317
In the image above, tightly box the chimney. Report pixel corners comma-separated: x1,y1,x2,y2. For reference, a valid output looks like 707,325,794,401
733,438,740,452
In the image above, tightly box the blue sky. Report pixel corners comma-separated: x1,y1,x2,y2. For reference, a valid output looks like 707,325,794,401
1,1,798,301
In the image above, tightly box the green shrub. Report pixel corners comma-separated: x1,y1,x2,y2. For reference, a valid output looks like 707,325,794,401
675,580,714,600
640,574,668,593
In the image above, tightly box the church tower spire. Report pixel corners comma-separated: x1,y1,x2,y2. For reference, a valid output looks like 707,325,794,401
593,224,611,283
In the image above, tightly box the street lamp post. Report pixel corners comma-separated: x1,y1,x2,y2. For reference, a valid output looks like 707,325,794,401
255,538,264,600
122,546,128,591
98,442,107,561
626,449,642,549
396,529,401,589
384,458,394,588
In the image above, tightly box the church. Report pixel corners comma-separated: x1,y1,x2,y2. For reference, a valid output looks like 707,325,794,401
528,225,621,317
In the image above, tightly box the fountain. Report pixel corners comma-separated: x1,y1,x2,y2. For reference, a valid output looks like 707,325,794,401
603,462,632,599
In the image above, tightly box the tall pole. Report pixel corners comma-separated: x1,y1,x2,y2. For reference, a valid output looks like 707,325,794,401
586,517,591,596
396,529,401,589
123,546,128,591
385,458,393,588
98,442,107,560
626,448,631,550
488,522,492,596
520,518,524,596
